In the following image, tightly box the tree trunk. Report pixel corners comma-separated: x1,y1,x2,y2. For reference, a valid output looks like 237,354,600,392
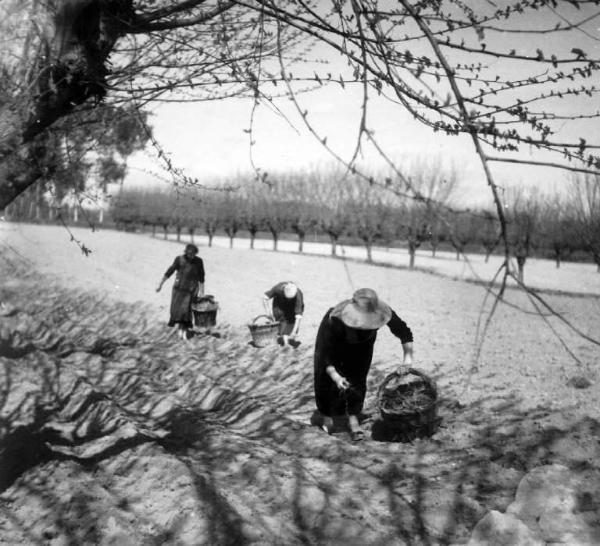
176,226,181,242
208,232,214,247
330,235,337,256
365,242,373,263
516,256,526,284
189,229,195,243
229,235,234,249
98,208,104,224
555,255,561,269
163,225,168,240
0,1,130,210
250,231,256,249
271,231,278,251
298,233,305,253
408,243,417,269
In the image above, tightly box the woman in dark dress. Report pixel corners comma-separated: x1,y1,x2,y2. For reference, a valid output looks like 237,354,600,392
156,243,205,340
312,288,413,440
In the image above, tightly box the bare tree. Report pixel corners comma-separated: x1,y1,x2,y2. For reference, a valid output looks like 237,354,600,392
220,188,244,249
386,158,460,269
397,202,430,270
237,180,265,250
199,191,220,247
505,188,542,283
346,179,396,263
259,180,289,251
448,212,477,261
539,194,579,269
313,169,350,257
278,172,321,253
476,210,501,263
180,195,201,244
570,174,600,271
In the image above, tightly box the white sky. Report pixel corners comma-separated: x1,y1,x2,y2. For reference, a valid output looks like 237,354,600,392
123,4,600,208
126,84,564,207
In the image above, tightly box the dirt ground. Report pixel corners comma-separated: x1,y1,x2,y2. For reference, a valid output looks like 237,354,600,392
1,223,599,545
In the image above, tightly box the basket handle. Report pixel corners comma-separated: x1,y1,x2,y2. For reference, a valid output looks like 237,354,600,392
251,314,275,325
377,367,437,403
376,367,417,396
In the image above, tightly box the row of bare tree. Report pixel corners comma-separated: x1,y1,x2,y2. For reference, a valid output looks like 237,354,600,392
101,169,599,279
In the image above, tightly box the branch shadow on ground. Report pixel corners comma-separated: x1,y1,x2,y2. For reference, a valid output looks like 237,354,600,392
1,259,599,545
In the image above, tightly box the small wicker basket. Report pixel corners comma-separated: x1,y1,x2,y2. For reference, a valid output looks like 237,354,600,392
248,315,280,347
191,295,219,328
376,368,438,441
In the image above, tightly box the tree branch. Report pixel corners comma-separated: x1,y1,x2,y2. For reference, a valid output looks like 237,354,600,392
487,156,600,176
131,0,237,33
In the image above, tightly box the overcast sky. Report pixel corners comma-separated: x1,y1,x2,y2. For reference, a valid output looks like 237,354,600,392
123,3,600,207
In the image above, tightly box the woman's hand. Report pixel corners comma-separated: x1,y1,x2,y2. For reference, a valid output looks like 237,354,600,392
326,366,350,390
334,375,350,391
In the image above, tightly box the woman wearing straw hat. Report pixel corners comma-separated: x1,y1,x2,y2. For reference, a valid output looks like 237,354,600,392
156,243,205,341
263,281,304,346
312,288,413,441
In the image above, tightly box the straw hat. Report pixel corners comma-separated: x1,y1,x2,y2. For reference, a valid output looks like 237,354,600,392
283,282,298,298
331,288,392,330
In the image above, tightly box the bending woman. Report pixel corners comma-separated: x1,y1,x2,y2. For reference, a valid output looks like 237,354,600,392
312,288,413,441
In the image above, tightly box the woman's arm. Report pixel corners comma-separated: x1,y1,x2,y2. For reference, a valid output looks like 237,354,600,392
262,294,273,318
318,316,348,389
401,342,414,365
388,310,414,371
290,315,302,338
157,257,179,292
290,291,304,338
326,365,350,390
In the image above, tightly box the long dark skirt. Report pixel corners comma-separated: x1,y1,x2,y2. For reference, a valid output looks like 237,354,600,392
168,286,194,328
313,316,375,417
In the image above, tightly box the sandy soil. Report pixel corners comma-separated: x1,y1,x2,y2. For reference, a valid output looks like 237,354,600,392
1,223,599,545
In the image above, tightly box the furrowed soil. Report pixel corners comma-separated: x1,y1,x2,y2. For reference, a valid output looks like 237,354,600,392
1,223,599,545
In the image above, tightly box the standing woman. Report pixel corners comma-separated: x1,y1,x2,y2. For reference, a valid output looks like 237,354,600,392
312,288,413,441
156,243,205,340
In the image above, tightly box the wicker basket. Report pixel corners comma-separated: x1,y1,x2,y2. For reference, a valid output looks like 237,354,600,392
376,368,438,440
248,315,280,347
191,295,219,328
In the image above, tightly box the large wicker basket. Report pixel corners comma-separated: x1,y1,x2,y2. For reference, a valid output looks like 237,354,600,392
191,295,219,328
376,368,438,441
248,315,280,347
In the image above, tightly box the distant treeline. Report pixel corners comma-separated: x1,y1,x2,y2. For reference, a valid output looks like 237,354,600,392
109,172,599,276
6,168,600,276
